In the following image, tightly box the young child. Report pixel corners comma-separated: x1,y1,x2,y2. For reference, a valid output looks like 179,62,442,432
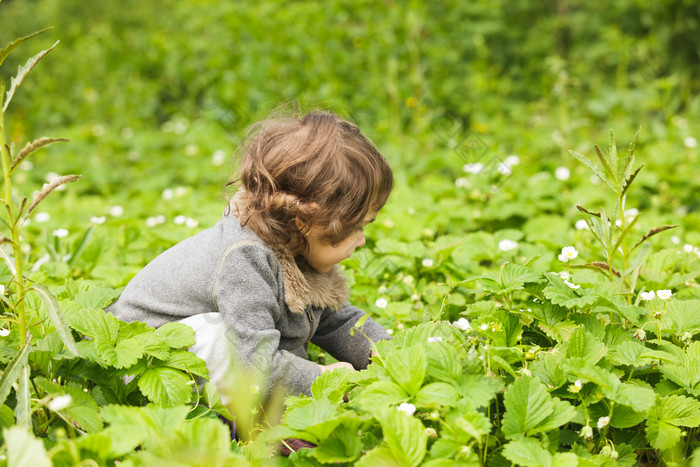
108,110,393,401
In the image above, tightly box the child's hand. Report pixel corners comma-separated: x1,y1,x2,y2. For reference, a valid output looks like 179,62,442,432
319,361,354,372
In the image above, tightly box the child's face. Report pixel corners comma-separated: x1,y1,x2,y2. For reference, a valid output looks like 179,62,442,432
303,213,376,273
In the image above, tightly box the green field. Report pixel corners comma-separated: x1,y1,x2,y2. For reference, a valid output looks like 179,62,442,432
1,1,700,465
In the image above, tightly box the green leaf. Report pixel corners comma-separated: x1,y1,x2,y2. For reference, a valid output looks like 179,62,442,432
95,336,144,368
0,28,52,68
502,437,552,467
31,284,80,357
425,341,462,384
156,321,196,348
459,375,504,408
313,423,363,463
283,398,344,443
569,149,617,192
565,327,607,365
413,382,459,408
3,426,52,467
646,395,700,451
0,341,30,407
355,381,409,412
4,41,59,112
14,365,31,429
543,273,597,309
502,377,575,438
384,346,426,396
311,366,354,403
161,350,208,379
138,367,192,407
376,408,428,467
356,446,403,467
479,263,541,295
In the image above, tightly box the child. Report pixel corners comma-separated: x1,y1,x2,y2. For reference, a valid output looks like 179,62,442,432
108,110,393,401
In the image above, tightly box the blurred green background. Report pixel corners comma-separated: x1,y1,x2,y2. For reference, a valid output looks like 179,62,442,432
1,0,699,287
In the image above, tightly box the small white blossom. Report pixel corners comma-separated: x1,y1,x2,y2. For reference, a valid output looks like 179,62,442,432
463,163,484,174
505,155,520,166
109,205,124,217
411,293,421,301
145,217,161,228
564,280,581,290
580,425,593,439
615,219,622,227
375,298,388,309
397,402,416,416
555,166,570,181
498,239,518,252
185,144,199,156
90,216,106,224
517,368,532,377
558,246,578,262
683,244,694,253
52,229,69,238
249,384,259,394
479,323,489,331
162,188,174,200
656,289,673,300
557,271,570,280
386,329,394,335
34,212,51,223
639,290,655,301
624,208,639,219
407,207,416,215
597,416,610,429
569,380,582,393
174,215,187,225
48,395,72,412
681,332,693,342
422,258,434,268
633,328,646,341
185,217,199,229
0,285,4,295
671,236,680,245
497,163,512,176
453,318,471,331
455,177,471,188
175,186,187,197
684,136,698,148
575,219,588,230
427,336,442,343
212,150,227,166
0,328,9,337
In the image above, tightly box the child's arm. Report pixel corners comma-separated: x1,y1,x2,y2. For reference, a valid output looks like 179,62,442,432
311,304,391,370
214,243,323,397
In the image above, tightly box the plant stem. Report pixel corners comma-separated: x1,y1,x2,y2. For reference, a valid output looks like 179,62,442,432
0,110,27,347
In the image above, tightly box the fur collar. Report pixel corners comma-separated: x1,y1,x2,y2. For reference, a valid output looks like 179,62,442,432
229,191,350,314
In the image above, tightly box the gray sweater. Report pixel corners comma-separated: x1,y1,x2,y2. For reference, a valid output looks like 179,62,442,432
108,209,390,397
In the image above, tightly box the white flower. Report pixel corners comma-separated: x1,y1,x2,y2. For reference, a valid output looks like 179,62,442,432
0,328,9,337
656,289,673,300
684,136,698,148
48,394,72,412
34,212,50,223
455,177,471,188
402,275,414,284
185,144,199,156
162,188,174,200
479,323,489,331
639,290,655,301
0,285,4,295
422,259,434,268
175,186,187,197
497,163,512,176
505,155,520,166
52,229,69,238
681,332,693,342
427,336,443,343
580,425,593,439
386,329,394,335
569,380,582,393
463,162,484,174
212,150,226,166
498,239,518,252
109,205,124,217
453,318,471,331
558,246,578,262
575,219,588,230
597,416,610,428
185,217,199,229
411,293,421,301
517,368,532,376
407,207,416,215
145,217,161,228
557,271,571,280
671,236,680,245
564,280,580,290
684,244,694,253
174,215,187,225
90,216,106,224
615,219,622,227
397,402,416,416
375,298,388,309
249,384,259,394
555,166,570,181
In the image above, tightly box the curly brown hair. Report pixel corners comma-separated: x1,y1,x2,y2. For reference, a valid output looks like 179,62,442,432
227,109,393,255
